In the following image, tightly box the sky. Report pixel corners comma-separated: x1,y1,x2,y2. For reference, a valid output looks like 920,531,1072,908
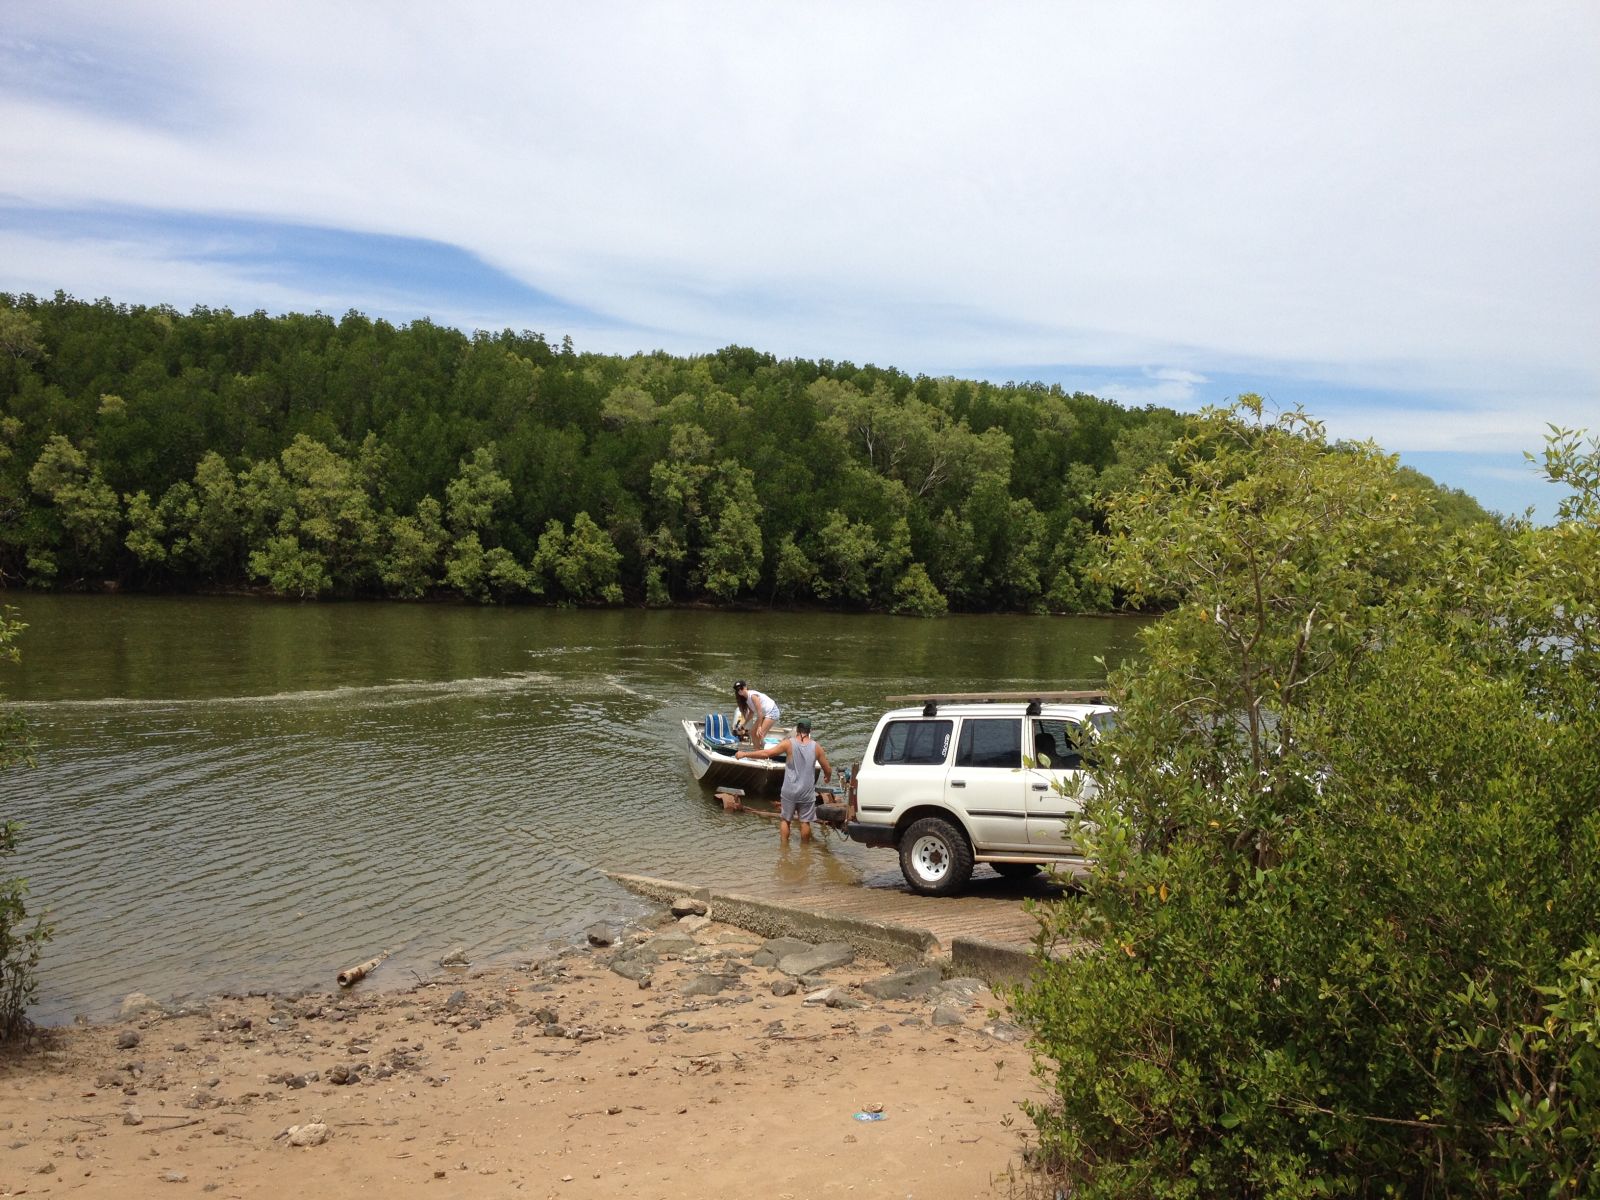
2,2,1596,519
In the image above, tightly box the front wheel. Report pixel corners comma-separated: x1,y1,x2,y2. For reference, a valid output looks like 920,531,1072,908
898,816,974,897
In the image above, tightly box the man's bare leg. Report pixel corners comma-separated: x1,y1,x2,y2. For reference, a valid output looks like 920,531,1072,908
799,821,812,843
779,817,792,846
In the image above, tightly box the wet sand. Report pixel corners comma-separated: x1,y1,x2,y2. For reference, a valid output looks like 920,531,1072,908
0,913,1042,1199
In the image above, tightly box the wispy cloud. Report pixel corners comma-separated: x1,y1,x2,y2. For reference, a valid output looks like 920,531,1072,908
1,1,1595,517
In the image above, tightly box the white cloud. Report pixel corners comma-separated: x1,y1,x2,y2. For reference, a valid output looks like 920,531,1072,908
1319,402,1589,456
1,0,1596,467
1083,367,1211,410
0,229,337,316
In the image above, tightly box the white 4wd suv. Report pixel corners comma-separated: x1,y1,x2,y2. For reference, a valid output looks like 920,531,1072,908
843,693,1114,896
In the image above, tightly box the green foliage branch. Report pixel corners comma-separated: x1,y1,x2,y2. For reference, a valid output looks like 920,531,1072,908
1,607,50,1040
1013,403,1599,1197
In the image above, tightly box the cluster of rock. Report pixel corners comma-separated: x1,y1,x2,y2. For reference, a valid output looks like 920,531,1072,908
588,895,1023,1039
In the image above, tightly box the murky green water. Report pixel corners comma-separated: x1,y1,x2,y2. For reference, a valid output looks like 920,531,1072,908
0,593,1144,1022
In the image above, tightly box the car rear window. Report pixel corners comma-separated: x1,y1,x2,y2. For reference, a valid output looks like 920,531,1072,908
955,718,1022,769
874,719,953,766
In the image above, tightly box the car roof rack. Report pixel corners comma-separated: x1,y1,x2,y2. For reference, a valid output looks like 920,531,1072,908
884,689,1110,717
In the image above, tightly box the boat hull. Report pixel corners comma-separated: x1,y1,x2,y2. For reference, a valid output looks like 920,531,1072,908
682,719,787,796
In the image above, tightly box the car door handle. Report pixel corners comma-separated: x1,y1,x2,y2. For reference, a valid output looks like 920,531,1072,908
1031,783,1050,791
949,780,966,788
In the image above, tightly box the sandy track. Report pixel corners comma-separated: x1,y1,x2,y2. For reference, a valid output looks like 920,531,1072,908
1,918,1042,1199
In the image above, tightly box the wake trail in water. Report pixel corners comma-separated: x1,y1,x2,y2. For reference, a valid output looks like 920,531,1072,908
12,671,564,712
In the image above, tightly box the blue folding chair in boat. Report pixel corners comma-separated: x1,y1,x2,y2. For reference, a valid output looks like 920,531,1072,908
703,712,739,752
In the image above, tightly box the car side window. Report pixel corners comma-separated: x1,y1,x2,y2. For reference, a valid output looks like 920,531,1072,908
874,719,953,766
1031,719,1084,769
954,718,1022,769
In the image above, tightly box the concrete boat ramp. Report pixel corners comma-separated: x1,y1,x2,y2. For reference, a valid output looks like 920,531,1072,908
608,864,1079,982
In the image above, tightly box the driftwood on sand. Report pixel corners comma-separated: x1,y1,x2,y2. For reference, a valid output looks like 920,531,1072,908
336,950,391,987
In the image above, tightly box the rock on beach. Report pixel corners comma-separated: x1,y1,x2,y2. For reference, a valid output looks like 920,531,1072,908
861,966,943,1001
751,937,813,968
287,1122,332,1147
775,942,855,977
119,992,163,1020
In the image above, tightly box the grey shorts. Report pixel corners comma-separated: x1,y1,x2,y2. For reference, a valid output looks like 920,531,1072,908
780,791,817,822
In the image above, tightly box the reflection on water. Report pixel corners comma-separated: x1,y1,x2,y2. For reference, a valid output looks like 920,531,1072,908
0,593,1144,1022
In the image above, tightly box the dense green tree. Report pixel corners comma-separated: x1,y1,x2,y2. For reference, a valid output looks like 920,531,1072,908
534,513,622,604
1014,404,1598,1197
241,435,383,595
122,488,168,569
247,533,331,598
435,444,532,601
810,510,880,606
443,531,532,602
26,434,120,582
184,452,249,578
445,445,513,536
771,533,816,602
0,294,1495,610
0,309,47,365
889,561,947,616
380,496,446,599
695,463,763,600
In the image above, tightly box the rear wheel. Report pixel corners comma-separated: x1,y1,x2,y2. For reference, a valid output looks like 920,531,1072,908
898,817,974,897
992,862,1041,880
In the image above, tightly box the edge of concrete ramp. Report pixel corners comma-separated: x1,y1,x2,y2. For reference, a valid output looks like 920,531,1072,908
607,872,938,967
948,935,1039,984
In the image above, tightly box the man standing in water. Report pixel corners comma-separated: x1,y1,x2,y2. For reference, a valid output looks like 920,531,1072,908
735,718,832,845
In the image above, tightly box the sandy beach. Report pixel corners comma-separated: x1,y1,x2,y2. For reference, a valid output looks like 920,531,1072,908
0,906,1043,1199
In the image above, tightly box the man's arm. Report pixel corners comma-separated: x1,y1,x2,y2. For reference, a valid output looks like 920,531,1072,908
815,744,833,782
737,738,791,761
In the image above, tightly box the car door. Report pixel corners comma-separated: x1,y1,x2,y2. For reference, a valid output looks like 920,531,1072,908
946,716,1029,852
1025,717,1094,853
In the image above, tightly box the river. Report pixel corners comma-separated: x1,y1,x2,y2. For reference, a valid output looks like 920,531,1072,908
0,593,1143,1023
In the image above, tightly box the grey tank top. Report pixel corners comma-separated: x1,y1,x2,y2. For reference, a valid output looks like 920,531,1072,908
781,736,818,802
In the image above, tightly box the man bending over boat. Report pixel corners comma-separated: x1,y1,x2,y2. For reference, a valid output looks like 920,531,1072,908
733,680,780,746
736,718,832,845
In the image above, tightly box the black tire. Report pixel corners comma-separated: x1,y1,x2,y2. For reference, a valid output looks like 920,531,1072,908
992,862,1041,880
898,816,975,897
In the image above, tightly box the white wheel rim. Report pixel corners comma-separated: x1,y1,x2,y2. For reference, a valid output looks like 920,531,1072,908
910,834,951,881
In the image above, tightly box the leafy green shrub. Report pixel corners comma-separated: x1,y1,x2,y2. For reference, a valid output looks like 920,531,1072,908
890,562,948,616
1013,405,1600,1197
534,513,623,604
0,820,51,1039
1,607,49,1040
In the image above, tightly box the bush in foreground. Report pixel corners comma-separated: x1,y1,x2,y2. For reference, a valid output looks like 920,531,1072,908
1014,405,1599,1196
0,607,48,1040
